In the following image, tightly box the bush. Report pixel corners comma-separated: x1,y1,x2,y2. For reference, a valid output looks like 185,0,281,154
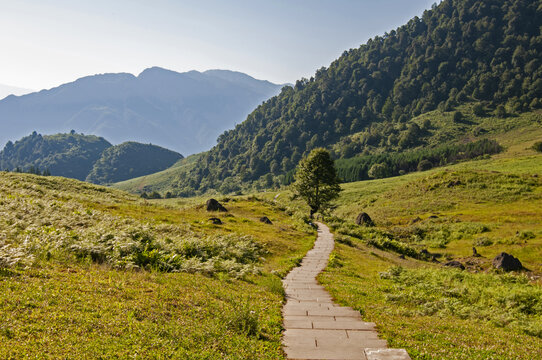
453,111,464,122
532,141,542,153
417,159,433,172
496,105,507,118
368,163,390,179
473,103,485,116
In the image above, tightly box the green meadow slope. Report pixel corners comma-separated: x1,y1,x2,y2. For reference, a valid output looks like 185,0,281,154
112,153,203,196
0,172,314,358
264,122,542,359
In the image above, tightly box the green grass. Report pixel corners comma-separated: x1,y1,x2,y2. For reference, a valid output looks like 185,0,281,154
262,120,542,359
318,243,542,360
113,153,203,194
0,172,315,358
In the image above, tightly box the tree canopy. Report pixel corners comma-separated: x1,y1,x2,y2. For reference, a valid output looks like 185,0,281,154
292,148,341,218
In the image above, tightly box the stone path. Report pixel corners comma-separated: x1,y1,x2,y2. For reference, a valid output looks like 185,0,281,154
282,223,411,360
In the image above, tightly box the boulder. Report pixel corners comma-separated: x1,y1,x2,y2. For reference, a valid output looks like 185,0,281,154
259,216,272,225
206,198,228,212
444,260,465,270
493,252,523,271
208,217,222,225
355,212,374,227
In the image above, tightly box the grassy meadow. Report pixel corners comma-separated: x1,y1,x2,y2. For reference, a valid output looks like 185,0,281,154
1,110,541,359
263,118,542,359
0,173,314,359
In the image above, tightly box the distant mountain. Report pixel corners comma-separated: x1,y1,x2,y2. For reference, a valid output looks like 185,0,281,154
0,68,284,154
86,142,182,185
0,132,182,183
0,83,33,100
0,132,112,180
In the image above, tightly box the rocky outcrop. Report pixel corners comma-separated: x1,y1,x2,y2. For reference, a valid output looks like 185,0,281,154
492,252,523,271
206,199,228,212
355,212,374,227
444,260,465,270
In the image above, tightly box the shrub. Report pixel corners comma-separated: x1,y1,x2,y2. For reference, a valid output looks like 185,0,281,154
473,103,485,116
453,111,464,122
496,105,507,118
417,159,433,172
368,163,390,179
532,141,542,153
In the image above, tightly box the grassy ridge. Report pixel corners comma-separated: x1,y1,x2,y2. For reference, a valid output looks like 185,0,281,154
0,172,314,358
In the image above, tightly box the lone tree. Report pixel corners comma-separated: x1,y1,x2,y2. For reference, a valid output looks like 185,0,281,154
292,148,341,218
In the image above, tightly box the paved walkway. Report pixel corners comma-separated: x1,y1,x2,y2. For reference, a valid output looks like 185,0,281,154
282,223,411,360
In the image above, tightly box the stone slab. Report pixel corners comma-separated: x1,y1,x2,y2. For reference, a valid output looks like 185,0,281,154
365,348,411,360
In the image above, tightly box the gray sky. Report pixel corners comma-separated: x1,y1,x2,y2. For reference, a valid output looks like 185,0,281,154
0,0,436,90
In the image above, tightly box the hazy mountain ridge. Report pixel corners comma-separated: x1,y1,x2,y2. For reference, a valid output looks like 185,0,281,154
0,83,34,100
0,68,284,155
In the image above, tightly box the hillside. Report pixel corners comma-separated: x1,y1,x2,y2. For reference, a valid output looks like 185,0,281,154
168,0,542,194
114,109,541,196
0,68,284,155
0,132,183,183
0,131,111,180
86,142,182,184
263,120,542,359
113,153,203,196
0,171,314,358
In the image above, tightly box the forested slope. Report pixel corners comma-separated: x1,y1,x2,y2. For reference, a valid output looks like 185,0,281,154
86,142,182,184
0,132,111,181
172,0,542,195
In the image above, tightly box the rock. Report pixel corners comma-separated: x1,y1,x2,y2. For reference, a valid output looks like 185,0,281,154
428,215,439,219
355,212,375,227
493,252,523,271
410,217,422,224
444,260,465,270
259,216,272,224
208,217,222,225
447,180,463,188
206,198,228,212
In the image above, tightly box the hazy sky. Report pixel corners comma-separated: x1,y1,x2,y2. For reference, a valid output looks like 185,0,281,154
0,0,436,90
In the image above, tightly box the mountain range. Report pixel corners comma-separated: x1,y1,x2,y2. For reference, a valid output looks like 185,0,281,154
0,68,284,155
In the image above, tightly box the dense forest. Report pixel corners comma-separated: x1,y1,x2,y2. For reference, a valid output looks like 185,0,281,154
0,132,182,183
86,142,182,184
0,131,111,181
170,0,542,195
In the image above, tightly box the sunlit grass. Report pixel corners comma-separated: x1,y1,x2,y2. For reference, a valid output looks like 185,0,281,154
0,172,315,358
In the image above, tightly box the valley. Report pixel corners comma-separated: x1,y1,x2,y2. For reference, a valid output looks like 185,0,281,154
1,0,541,359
